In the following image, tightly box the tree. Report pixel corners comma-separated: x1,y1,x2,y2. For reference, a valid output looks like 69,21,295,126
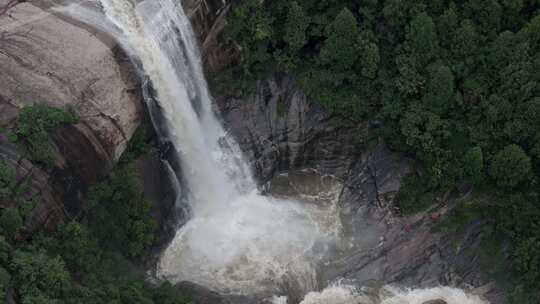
358,40,380,79
406,12,439,66
463,146,485,184
11,249,69,301
58,222,100,273
284,1,308,54
88,165,155,257
423,64,455,115
0,208,22,238
451,19,481,60
489,145,531,188
0,266,10,300
0,236,11,265
516,237,540,287
437,3,458,48
464,0,502,36
382,0,406,26
504,97,540,141
0,162,16,200
320,8,360,70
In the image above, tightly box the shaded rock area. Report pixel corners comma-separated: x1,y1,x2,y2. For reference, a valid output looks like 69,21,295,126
183,0,239,75
134,148,181,266
218,75,361,184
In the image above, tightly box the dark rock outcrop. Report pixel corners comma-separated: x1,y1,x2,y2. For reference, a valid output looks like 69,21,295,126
218,75,361,184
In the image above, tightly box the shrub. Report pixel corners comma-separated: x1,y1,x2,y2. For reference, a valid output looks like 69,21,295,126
11,249,69,301
0,266,10,300
88,165,155,257
57,222,100,273
119,126,151,164
0,162,16,199
14,105,77,166
516,238,540,287
0,236,11,265
153,282,192,304
320,8,360,70
463,146,485,185
0,208,23,238
284,2,308,54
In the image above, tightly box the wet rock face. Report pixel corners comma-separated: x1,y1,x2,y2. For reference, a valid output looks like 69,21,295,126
218,76,360,183
326,145,505,303
183,0,239,75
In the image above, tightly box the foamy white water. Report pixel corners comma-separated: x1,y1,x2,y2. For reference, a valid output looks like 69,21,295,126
275,284,488,304
65,0,492,302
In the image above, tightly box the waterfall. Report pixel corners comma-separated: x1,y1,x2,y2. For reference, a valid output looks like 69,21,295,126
97,0,336,297
61,0,492,303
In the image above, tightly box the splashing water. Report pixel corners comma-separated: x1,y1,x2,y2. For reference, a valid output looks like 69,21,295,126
274,284,489,304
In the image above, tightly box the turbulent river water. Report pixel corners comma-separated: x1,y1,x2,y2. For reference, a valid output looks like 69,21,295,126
64,0,490,303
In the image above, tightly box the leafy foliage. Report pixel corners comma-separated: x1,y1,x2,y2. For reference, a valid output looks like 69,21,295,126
119,125,151,164
489,145,531,188
320,8,359,70
0,208,23,238
14,105,77,166
284,1,308,56
88,165,155,258
11,248,70,303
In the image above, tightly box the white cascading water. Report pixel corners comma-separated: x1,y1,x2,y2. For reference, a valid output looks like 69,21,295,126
275,284,489,304
64,0,491,302
97,0,337,297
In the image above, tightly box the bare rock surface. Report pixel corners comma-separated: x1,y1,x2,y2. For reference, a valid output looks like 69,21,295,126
0,2,143,235
218,75,360,183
